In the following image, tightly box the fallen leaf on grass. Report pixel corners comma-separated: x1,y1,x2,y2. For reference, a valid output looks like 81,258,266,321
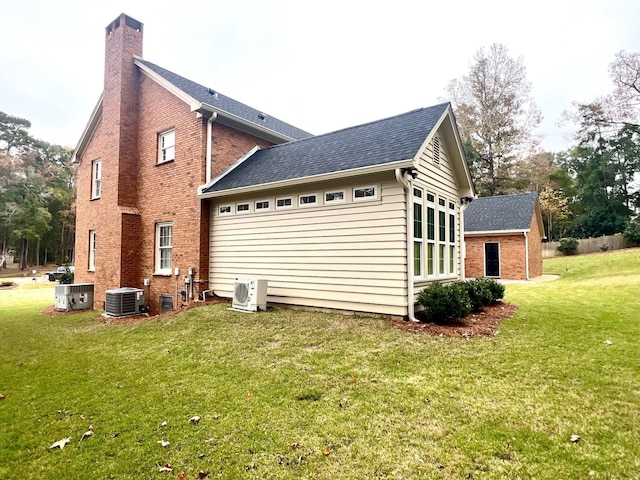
50,437,71,449
246,393,253,399
177,472,186,479
157,439,170,447
322,447,332,456
570,435,581,443
289,442,301,449
161,421,168,426
604,339,612,345
0,394,5,400
189,415,201,424
198,471,210,479
79,430,94,442
158,463,173,472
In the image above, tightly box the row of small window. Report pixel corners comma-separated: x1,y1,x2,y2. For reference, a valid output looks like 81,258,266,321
218,186,378,215
89,129,175,200
87,223,173,274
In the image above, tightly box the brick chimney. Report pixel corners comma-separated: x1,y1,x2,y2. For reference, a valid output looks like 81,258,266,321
103,13,143,209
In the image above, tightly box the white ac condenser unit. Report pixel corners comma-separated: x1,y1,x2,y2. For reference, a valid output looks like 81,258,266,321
232,278,268,312
105,287,145,317
54,283,94,311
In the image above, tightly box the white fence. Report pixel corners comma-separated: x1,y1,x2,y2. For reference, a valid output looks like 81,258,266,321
543,234,629,258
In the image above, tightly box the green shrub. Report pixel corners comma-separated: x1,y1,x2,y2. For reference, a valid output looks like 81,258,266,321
59,268,74,285
463,278,494,311
484,277,506,302
557,237,579,255
417,281,471,324
624,218,640,245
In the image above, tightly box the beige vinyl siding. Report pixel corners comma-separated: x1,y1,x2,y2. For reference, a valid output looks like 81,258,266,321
414,132,463,287
210,173,409,316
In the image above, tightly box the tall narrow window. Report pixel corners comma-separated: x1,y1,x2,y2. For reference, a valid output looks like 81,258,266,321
426,193,435,276
158,129,175,163
91,160,101,199
449,210,456,274
88,230,96,271
413,188,423,277
156,222,173,274
439,201,446,275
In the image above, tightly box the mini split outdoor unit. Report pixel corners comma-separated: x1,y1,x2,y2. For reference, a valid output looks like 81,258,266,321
54,283,94,311
105,287,145,317
232,278,268,312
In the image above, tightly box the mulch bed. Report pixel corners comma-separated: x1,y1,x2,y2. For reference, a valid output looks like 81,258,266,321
391,301,518,337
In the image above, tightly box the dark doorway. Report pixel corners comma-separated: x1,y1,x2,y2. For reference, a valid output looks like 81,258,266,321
485,242,500,277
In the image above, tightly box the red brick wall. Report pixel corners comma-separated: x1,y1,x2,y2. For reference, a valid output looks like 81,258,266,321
74,18,278,313
527,210,543,278
464,234,528,280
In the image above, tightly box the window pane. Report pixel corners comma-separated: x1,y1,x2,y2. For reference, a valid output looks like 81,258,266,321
439,244,445,274
414,242,422,276
427,243,434,275
449,245,455,273
439,211,446,241
449,213,455,242
160,248,172,270
159,225,172,247
413,203,423,239
427,208,435,240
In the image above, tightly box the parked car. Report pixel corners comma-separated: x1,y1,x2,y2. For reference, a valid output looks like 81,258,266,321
47,266,75,282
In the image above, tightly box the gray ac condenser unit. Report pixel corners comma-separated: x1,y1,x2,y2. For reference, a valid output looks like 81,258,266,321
105,287,145,317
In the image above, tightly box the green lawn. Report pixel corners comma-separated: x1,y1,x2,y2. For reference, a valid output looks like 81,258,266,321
1,250,639,479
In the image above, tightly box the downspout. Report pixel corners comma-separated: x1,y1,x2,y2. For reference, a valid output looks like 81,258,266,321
205,112,218,183
395,168,419,322
524,231,530,281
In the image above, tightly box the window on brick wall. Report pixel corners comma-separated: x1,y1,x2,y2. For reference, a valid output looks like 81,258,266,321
158,129,175,164
91,159,101,199
89,230,96,271
155,222,173,274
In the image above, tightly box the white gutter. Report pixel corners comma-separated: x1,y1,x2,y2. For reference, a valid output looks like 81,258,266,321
524,231,530,281
199,158,413,199
395,168,419,322
466,229,530,236
205,113,218,183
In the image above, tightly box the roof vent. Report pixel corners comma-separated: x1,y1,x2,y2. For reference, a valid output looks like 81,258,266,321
207,88,218,99
258,113,267,121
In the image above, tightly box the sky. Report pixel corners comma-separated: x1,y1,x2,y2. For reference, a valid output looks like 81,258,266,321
1,0,638,153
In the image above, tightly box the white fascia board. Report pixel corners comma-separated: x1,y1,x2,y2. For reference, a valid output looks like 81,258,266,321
197,158,414,199
197,145,260,196
71,95,103,164
464,229,530,236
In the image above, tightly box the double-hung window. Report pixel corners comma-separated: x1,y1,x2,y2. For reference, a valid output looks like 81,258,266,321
158,129,175,164
89,230,96,271
413,188,423,278
426,193,436,276
91,159,101,199
156,222,173,274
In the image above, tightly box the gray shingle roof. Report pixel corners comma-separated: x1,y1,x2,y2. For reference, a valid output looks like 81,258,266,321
203,103,449,194
137,59,312,141
464,192,538,232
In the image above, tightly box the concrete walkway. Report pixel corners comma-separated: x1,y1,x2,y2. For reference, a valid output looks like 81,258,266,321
499,274,561,284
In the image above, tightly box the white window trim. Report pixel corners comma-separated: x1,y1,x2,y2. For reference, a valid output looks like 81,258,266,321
88,230,96,271
413,187,423,279
236,202,250,214
158,129,176,164
155,222,173,275
299,193,318,208
276,197,293,210
91,159,101,199
218,205,232,216
353,185,378,202
325,190,346,204
255,199,271,211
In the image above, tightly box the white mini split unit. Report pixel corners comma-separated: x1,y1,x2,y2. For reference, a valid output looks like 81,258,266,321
105,287,145,317
54,283,94,311
232,278,268,312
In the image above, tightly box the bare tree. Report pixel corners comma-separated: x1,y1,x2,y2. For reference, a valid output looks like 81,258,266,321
447,43,542,196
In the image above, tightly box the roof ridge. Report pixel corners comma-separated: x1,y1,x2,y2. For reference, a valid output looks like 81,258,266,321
258,102,451,153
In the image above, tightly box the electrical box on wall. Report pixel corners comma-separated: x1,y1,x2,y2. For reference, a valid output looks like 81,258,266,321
143,278,150,286
188,267,195,276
